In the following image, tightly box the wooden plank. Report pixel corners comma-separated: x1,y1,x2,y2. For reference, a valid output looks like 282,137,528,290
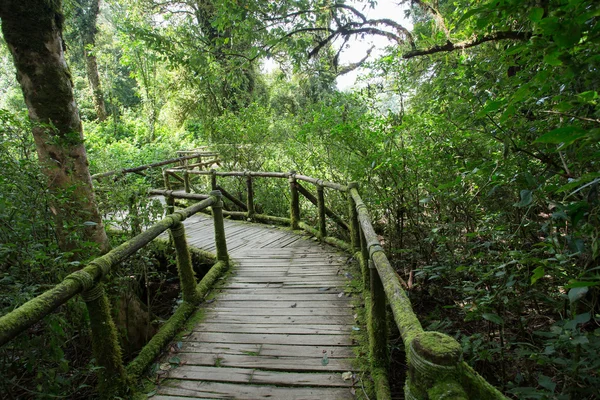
226,277,347,284
203,307,352,316
211,287,354,295
215,282,347,289
202,313,354,325
174,352,354,372
205,300,352,309
165,365,352,387
215,293,352,302
157,380,352,399
193,323,354,335
177,342,354,359
187,332,353,346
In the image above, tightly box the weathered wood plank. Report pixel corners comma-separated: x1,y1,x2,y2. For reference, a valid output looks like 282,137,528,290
214,293,352,302
173,352,354,372
203,306,353,316
202,313,355,325
177,342,355,359
193,323,354,335
187,332,353,346
157,380,352,400
165,365,352,387
205,300,352,309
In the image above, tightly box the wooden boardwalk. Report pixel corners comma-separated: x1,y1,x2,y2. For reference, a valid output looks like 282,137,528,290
155,214,359,399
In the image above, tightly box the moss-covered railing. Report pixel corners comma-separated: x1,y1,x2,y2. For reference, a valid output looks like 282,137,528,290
0,191,230,398
91,151,220,181
158,167,508,400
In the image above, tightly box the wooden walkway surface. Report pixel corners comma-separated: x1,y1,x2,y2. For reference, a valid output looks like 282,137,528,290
155,214,359,399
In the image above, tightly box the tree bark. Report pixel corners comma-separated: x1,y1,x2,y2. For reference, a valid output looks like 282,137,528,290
80,0,108,121
0,0,109,254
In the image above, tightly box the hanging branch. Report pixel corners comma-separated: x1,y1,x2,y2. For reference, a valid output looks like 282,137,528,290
402,31,532,59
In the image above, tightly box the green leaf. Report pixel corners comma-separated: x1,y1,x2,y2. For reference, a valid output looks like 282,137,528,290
514,190,533,208
482,313,504,325
543,52,563,66
578,90,598,102
168,356,181,365
481,99,505,114
83,221,98,226
564,281,600,289
529,7,544,23
568,286,588,304
554,25,582,48
535,126,587,145
538,374,556,392
530,266,545,285
457,7,487,25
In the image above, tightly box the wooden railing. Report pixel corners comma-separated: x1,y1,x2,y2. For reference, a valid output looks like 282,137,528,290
1,151,508,399
0,191,230,398
159,166,508,400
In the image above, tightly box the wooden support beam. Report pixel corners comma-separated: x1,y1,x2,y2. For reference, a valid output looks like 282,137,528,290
296,182,349,232
216,185,248,212
289,171,300,230
92,153,206,180
211,190,229,263
246,174,255,219
317,184,326,239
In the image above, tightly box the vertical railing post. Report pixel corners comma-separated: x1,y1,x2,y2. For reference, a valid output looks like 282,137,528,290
359,227,370,291
196,154,202,170
348,182,360,251
210,169,217,190
369,258,391,399
163,170,171,190
246,172,255,219
405,332,467,399
317,183,326,239
289,171,300,230
183,169,190,193
170,221,199,304
165,194,175,216
83,283,128,398
211,190,229,263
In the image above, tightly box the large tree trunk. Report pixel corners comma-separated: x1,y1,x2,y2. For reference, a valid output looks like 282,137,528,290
0,0,109,254
80,0,107,121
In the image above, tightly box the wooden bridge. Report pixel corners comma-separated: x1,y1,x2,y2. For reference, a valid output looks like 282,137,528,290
155,215,358,399
0,152,508,400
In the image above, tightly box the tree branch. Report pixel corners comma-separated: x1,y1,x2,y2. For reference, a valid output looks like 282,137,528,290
402,31,532,59
337,46,374,76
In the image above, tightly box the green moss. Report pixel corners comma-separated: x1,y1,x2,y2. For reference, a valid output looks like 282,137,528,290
127,257,230,380
126,301,196,379
171,222,199,304
458,362,508,400
85,286,130,398
427,380,468,400
412,332,462,366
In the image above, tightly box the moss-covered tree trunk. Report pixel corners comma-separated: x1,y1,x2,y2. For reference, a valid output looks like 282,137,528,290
0,0,109,254
81,0,107,121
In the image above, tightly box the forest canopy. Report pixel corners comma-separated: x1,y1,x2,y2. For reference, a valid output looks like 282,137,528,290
0,0,599,398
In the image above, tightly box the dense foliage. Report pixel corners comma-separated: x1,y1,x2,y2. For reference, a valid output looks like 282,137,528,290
1,0,599,398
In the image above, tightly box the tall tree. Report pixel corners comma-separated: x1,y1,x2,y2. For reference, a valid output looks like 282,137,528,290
0,0,109,254
75,0,108,121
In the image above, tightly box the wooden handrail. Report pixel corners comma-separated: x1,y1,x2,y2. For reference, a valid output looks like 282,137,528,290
91,153,215,180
